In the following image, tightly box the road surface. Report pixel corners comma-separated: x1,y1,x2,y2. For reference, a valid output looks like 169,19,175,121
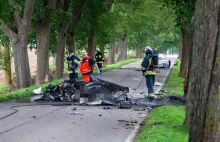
0,55,177,142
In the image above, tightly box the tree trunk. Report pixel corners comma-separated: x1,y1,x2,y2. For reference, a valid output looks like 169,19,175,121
88,35,95,59
108,42,115,64
12,36,32,88
68,33,75,53
3,46,12,86
67,0,88,54
187,0,220,141
55,20,70,79
45,55,49,82
124,37,128,60
179,46,182,59
0,0,35,88
136,43,142,58
179,32,183,60
33,0,57,84
184,54,193,127
35,22,50,85
117,32,128,62
117,37,123,62
135,43,139,58
179,27,193,78
13,0,35,88
54,0,71,79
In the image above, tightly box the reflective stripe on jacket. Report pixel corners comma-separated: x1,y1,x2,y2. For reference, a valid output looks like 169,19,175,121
141,54,156,76
95,51,104,62
97,61,103,63
144,71,156,75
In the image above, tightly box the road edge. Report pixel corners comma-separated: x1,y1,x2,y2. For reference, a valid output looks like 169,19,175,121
124,113,147,142
124,66,173,142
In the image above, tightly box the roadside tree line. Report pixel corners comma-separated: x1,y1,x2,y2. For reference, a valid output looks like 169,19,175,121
0,0,177,88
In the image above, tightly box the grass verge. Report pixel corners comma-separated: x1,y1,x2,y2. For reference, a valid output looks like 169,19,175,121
162,59,184,96
136,59,189,142
137,106,188,142
0,58,140,102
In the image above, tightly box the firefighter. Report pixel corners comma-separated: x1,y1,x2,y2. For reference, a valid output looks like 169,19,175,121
141,46,157,100
95,48,104,74
79,51,101,82
66,50,80,80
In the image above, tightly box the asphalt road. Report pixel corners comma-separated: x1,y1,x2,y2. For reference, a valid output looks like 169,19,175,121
0,55,177,142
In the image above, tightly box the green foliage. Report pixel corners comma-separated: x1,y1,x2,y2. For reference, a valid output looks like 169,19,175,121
149,30,181,52
137,105,188,142
75,0,108,49
0,0,27,28
162,59,184,95
0,85,9,95
160,0,195,29
112,0,179,51
0,0,15,27
0,29,10,71
33,0,52,22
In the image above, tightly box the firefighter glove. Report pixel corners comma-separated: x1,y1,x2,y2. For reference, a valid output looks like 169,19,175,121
97,70,101,75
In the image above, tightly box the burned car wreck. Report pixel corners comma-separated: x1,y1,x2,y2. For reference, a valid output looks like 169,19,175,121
33,75,186,109
33,76,131,107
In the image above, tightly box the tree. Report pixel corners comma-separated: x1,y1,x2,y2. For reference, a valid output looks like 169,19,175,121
55,0,88,79
54,0,71,79
175,1,195,79
0,30,12,86
33,0,57,85
86,0,107,58
67,0,88,53
161,0,195,96
111,0,177,61
187,0,220,141
0,0,35,88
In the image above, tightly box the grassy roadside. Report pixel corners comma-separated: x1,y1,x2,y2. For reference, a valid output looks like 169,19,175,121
0,85,9,95
136,59,189,142
0,58,140,102
162,59,184,95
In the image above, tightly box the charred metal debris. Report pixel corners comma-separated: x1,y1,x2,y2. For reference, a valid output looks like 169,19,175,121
34,76,132,108
33,76,186,109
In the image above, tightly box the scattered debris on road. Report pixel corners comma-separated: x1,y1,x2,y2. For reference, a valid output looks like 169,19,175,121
32,75,186,109
103,107,111,110
68,112,83,115
71,107,77,111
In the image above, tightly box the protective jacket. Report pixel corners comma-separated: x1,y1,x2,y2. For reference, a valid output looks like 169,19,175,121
80,56,92,75
95,51,104,64
141,54,156,76
66,55,80,74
